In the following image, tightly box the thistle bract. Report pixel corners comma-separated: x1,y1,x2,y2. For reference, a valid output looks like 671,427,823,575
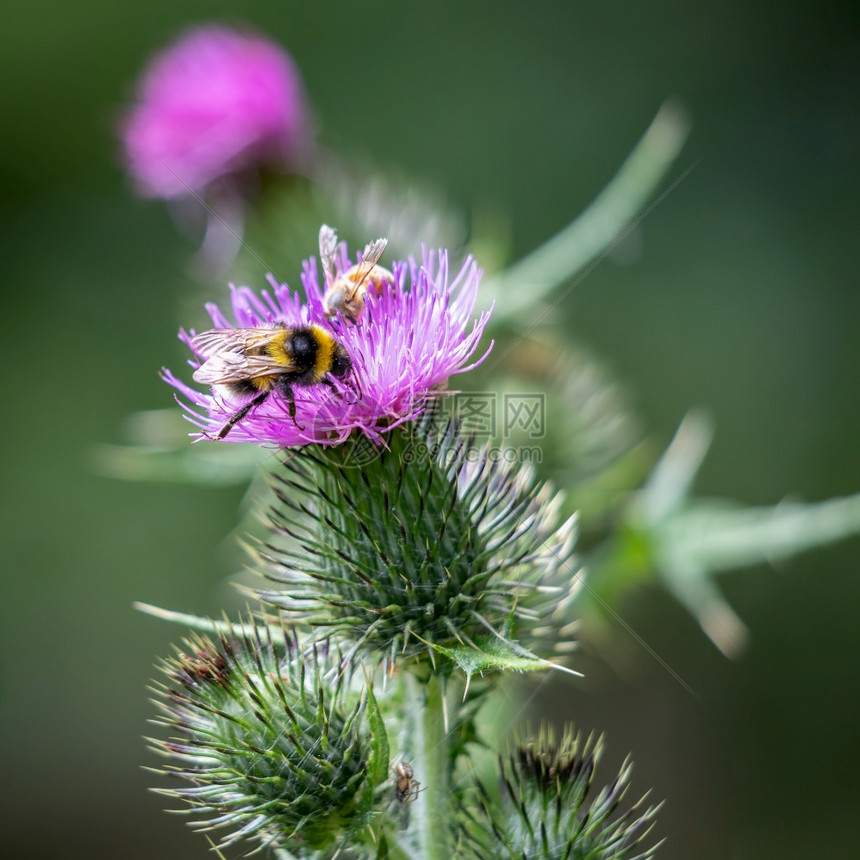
163,245,492,446
121,25,309,198
150,623,369,853
251,417,578,672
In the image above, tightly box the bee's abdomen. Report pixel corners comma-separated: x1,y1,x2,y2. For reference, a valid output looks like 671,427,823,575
225,377,278,396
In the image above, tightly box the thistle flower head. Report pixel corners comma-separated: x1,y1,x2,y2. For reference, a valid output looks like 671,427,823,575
149,622,371,853
462,727,661,859
121,24,309,198
252,418,578,673
163,241,492,446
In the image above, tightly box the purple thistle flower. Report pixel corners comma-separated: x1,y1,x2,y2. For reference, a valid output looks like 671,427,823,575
162,243,493,446
120,25,309,199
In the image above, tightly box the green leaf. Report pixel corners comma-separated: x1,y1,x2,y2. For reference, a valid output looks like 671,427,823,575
429,636,581,682
636,410,713,525
365,682,390,793
374,834,390,860
374,832,415,860
133,602,289,643
331,679,390,856
664,492,860,572
591,412,860,656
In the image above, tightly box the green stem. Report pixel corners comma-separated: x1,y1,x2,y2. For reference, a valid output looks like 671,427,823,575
406,672,450,860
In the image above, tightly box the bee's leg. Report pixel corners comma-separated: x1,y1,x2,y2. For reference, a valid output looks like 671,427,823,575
215,390,269,439
280,382,305,430
348,372,362,405
321,376,360,405
319,377,346,405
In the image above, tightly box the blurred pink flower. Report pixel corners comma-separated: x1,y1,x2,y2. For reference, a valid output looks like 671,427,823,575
163,242,493,446
120,25,309,198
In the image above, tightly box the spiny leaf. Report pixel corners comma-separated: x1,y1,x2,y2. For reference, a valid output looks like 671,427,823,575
429,636,581,682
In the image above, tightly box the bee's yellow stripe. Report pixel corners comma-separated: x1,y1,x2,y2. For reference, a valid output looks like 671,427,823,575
311,325,335,381
266,329,291,365
250,375,279,392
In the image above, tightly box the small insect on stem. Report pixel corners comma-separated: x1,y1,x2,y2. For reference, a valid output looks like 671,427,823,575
393,761,420,804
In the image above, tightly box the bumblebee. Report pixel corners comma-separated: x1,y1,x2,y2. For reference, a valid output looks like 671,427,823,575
191,323,352,439
393,761,420,803
320,224,395,323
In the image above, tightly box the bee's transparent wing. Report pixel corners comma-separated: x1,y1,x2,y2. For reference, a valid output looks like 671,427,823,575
193,351,295,385
191,327,281,357
319,224,340,285
345,237,388,300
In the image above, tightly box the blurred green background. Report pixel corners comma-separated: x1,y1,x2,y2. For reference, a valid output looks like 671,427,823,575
2,1,858,857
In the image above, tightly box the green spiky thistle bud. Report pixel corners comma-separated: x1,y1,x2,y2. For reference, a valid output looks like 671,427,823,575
149,621,372,854
251,415,579,678
461,727,661,860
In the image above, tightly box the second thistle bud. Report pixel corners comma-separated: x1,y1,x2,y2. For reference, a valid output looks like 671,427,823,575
149,622,371,854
